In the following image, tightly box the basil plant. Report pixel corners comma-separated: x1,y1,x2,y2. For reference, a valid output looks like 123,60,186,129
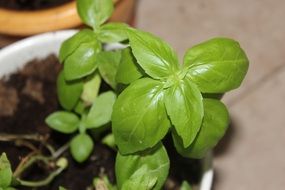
45,0,249,189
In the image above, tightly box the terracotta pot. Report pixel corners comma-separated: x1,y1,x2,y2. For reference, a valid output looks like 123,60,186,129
0,0,136,36
0,30,214,190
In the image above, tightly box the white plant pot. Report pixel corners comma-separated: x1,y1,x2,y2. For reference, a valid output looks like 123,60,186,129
0,30,214,190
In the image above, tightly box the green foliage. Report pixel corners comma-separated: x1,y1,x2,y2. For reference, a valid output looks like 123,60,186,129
45,111,79,134
116,144,169,190
116,47,144,84
57,71,83,110
76,0,114,29
0,153,13,188
112,78,170,154
97,50,122,89
81,72,101,105
184,38,249,93
173,99,229,158
127,29,179,79
70,133,94,163
83,91,116,129
99,23,129,43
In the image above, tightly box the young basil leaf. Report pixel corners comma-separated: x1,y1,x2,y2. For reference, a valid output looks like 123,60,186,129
64,40,101,81
165,78,204,147
112,78,170,154
70,133,94,163
99,22,129,43
173,99,229,159
57,71,83,110
127,29,180,79
116,143,170,190
83,91,116,129
74,100,86,115
180,181,192,190
121,165,157,190
76,0,114,29
59,187,67,190
45,111,79,134
184,38,249,93
97,50,122,89
116,47,144,84
81,72,101,105
0,153,12,188
59,29,96,63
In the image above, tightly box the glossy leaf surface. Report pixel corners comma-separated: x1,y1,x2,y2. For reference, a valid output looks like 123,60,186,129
0,153,12,188
165,79,204,147
76,0,113,28
184,38,249,93
99,22,129,43
173,99,229,158
128,29,179,79
116,143,169,190
112,78,170,154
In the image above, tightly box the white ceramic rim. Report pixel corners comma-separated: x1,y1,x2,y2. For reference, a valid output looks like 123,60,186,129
0,30,213,190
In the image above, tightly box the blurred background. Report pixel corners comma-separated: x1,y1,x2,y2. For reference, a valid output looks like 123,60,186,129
0,0,284,189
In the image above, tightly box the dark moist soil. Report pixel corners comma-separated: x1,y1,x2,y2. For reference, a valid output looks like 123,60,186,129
0,0,72,11
0,55,202,190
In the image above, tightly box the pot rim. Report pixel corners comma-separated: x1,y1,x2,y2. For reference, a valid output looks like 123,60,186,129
0,0,122,36
0,30,213,190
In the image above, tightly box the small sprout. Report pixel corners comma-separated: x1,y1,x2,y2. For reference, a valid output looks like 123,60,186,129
56,158,68,169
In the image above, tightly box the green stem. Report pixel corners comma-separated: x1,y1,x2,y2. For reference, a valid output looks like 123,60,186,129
52,142,70,159
17,166,65,187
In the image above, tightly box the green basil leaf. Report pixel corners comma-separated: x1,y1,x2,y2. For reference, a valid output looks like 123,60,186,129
165,78,203,147
83,91,116,129
184,38,249,93
0,153,12,188
97,50,122,89
57,71,83,110
121,165,157,190
81,72,101,105
173,99,229,159
45,111,79,134
127,29,179,79
116,143,169,190
59,29,96,63
70,133,94,163
180,181,192,190
74,100,86,115
112,78,170,154
99,22,129,43
116,47,144,84
64,40,101,81
76,0,114,28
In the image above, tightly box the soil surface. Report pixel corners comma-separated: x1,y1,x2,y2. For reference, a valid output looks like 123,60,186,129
0,55,202,190
0,0,72,10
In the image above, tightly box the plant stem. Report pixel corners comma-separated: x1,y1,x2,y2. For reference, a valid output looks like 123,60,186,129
52,142,70,159
0,133,47,142
17,166,65,187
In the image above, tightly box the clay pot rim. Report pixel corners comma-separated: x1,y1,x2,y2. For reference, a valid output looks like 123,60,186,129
0,0,121,36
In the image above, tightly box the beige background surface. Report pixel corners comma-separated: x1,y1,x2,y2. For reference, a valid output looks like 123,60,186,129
136,0,285,189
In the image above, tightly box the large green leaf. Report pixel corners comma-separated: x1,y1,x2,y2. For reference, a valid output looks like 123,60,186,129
112,78,170,154
70,133,94,163
45,111,79,134
173,99,229,158
59,29,96,63
0,153,12,188
127,29,179,79
83,91,116,129
184,38,249,93
99,22,129,43
165,78,204,147
116,47,144,84
97,50,122,89
116,143,169,190
57,71,83,110
81,72,101,105
76,0,114,29
64,40,101,81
